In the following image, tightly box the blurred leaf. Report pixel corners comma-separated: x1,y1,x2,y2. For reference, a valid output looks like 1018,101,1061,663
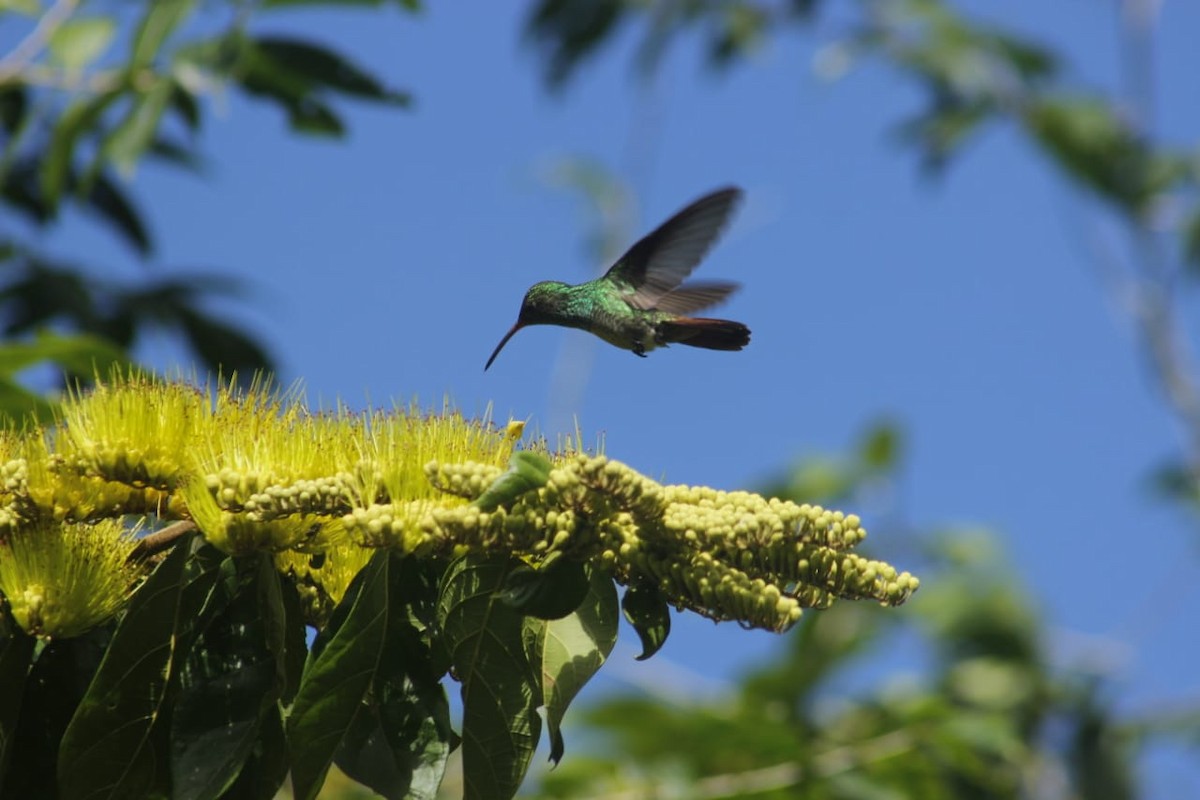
742,602,887,714
710,4,768,67
859,420,902,472
48,17,116,72
0,375,59,426
1067,682,1137,800
620,582,669,661
986,31,1057,81
85,171,153,254
132,0,196,67
288,551,392,800
525,567,618,765
474,451,553,512
59,535,221,800
1022,96,1179,213
767,457,858,504
254,37,411,105
525,0,624,88
896,98,992,173
0,84,28,135
500,555,590,620
147,137,204,172
176,307,273,377
233,34,408,136
0,330,130,378
1,159,51,224
1183,208,1200,273
439,554,541,800
41,90,121,211
104,78,173,177
168,82,202,133
918,532,1042,667
1149,460,1200,509
0,258,99,335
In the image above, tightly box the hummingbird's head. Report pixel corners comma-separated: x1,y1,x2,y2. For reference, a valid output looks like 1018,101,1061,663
484,281,569,371
516,281,569,325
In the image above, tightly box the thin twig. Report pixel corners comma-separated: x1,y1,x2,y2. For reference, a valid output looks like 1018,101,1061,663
0,0,82,83
126,519,197,564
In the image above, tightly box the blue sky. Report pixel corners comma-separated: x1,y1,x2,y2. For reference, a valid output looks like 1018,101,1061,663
33,1,1200,794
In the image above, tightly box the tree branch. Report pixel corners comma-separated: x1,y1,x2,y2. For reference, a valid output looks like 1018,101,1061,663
0,0,82,84
126,519,197,564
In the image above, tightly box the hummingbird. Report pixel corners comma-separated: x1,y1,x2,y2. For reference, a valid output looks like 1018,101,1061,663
484,186,751,370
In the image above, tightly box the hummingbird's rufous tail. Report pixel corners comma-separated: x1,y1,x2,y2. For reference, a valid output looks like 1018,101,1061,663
658,318,751,351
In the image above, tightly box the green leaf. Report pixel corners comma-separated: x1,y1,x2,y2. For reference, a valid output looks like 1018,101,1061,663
0,330,131,379
86,171,153,254
474,451,553,512
1183,208,1200,273
0,623,36,789
524,567,618,764
232,35,408,137
438,554,541,800
169,555,290,800
103,78,173,177
621,582,670,661
59,536,223,800
176,307,275,377
168,82,202,133
277,574,309,704
0,376,58,426
254,37,411,105
499,554,590,619
132,0,196,68
41,90,121,211
525,0,625,88
333,555,453,800
858,421,901,472
287,551,391,800
220,703,289,800
48,17,116,72
1023,96,1159,212
4,629,113,798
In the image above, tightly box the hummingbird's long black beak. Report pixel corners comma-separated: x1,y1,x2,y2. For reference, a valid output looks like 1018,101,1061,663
484,321,525,371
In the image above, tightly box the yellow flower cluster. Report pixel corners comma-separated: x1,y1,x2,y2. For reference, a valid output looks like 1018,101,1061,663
0,520,140,639
0,373,917,637
348,454,918,632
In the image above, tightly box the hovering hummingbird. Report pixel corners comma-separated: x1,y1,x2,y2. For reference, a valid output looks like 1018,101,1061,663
484,186,751,370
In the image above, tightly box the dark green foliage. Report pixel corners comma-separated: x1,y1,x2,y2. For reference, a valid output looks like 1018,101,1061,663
59,535,221,799
439,554,542,800
620,581,670,661
2,627,114,798
331,557,453,800
500,553,591,619
289,552,453,800
169,556,296,800
0,0,421,412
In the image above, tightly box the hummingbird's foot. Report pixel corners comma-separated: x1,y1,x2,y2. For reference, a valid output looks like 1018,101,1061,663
632,341,647,357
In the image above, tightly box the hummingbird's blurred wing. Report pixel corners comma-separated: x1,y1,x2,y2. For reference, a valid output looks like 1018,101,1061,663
651,281,740,315
604,186,742,310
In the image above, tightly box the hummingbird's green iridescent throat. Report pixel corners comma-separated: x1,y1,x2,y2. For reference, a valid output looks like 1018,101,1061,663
484,186,751,370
